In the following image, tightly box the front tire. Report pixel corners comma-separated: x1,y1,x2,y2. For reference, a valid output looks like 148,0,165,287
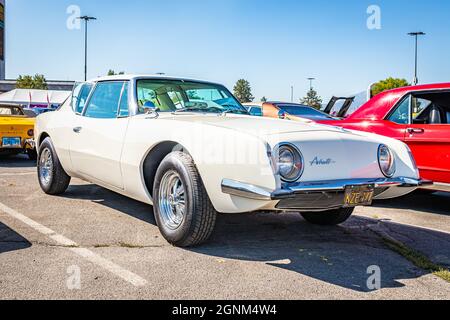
301,207,355,226
153,152,217,247
37,138,71,195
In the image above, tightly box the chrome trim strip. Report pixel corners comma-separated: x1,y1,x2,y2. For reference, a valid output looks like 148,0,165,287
221,179,272,200
221,177,431,200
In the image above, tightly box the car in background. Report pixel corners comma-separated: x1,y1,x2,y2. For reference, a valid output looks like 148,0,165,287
318,83,450,192
24,107,57,116
0,104,36,160
35,75,427,247
244,102,336,121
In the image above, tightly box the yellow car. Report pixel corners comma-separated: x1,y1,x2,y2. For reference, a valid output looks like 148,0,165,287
0,104,37,160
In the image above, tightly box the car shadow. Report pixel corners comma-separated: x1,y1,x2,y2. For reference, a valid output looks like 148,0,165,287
0,222,32,254
63,184,156,224
0,154,36,168
61,183,449,292
373,191,450,217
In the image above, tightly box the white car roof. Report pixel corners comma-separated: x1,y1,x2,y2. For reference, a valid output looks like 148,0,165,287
90,74,223,86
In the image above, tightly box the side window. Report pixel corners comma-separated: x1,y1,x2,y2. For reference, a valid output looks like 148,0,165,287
72,83,93,114
388,95,411,124
84,82,124,119
118,82,129,117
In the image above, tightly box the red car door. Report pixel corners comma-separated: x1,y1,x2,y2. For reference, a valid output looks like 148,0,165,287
405,124,450,184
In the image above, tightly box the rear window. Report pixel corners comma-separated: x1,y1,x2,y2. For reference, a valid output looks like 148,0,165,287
278,105,333,119
0,106,24,116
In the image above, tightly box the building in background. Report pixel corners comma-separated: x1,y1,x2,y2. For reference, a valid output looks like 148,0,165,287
0,0,5,80
0,79,75,93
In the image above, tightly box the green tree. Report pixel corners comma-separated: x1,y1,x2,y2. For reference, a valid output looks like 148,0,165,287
261,96,268,102
16,74,48,90
233,79,254,103
371,77,410,97
300,88,323,110
107,69,125,76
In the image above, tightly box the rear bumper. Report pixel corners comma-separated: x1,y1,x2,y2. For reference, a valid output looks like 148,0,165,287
221,178,432,210
24,139,36,150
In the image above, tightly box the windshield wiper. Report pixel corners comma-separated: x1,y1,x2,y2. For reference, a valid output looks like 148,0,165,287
174,107,206,113
174,105,249,115
174,106,223,113
219,104,250,115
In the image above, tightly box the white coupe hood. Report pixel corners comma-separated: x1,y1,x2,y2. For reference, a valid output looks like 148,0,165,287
160,113,343,136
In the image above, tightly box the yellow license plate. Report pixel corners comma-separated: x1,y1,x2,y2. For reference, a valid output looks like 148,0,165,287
344,185,375,207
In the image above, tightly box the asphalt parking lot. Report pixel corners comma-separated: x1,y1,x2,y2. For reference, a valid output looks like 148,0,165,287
0,155,449,300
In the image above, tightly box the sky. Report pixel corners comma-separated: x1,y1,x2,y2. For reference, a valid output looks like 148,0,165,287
5,0,450,101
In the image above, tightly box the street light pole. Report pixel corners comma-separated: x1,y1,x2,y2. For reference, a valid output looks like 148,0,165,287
307,78,315,91
408,32,425,85
77,16,97,81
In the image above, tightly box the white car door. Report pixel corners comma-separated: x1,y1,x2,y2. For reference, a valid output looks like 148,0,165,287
69,81,130,189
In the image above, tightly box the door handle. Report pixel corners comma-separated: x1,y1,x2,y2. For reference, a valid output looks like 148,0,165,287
73,127,82,133
407,128,424,134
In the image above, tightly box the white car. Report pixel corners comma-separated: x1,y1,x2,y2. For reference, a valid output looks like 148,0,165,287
35,75,428,247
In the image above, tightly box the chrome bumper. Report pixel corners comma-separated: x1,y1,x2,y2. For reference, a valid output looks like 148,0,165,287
221,177,433,201
24,139,36,149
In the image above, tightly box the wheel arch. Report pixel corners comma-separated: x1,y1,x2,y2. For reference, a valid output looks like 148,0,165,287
142,141,191,197
37,132,50,151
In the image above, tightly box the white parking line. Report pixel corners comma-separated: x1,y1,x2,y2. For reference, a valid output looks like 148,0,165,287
0,202,147,287
0,172,35,176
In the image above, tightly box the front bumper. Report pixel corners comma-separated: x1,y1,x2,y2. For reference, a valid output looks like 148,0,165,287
221,177,433,210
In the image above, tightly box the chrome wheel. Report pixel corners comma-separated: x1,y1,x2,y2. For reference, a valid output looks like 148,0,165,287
39,148,53,186
158,171,186,230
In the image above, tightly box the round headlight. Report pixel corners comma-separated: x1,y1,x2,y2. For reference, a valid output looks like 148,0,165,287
274,144,304,182
27,129,34,137
378,144,396,178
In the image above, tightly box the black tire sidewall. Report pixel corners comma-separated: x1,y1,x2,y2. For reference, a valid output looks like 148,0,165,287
153,153,196,244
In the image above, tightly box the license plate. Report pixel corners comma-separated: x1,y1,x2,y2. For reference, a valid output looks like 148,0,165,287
344,185,375,207
2,137,22,148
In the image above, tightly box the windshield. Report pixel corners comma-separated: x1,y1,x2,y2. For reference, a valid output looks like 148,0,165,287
136,79,248,115
278,105,334,119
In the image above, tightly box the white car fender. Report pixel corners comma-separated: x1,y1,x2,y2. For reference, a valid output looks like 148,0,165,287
120,116,278,213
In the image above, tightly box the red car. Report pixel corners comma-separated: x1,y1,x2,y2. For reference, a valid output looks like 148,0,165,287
320,83,450,192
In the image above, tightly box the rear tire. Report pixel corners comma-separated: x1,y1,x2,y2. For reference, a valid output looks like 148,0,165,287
301,207,355,226
153,152,217,247
37,138,71,195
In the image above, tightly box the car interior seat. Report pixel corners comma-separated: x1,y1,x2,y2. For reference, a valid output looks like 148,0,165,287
428,105,442,124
